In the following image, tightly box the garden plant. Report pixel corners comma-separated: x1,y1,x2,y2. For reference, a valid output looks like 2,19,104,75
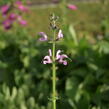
0,0,109,109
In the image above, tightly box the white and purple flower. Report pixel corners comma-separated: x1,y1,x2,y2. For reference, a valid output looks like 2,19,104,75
43,49,68,65
39,32,48,41
56,50,68,65
43,49,52,64
39,29,63,41
57,29,63,39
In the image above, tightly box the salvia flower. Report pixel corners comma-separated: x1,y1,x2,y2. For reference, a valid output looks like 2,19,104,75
43,49,68,65
39,29,63,41
43,49,52,64
57,29,63,39
67,4,77,10
58,54,68,65
56,50,68,65
39,32,48,41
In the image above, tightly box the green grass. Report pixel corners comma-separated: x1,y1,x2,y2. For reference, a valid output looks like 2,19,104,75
25,2,109,36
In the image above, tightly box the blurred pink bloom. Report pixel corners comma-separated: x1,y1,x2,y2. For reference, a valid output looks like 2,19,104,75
19,20,27,25
17,16,27,25
18,5,28,12
15,1,28,12
67,4,77,10
39,32,48,41
3,19,12,30
57,29,63,39
1,5,10,16
8,13,17,21
15,1,22,5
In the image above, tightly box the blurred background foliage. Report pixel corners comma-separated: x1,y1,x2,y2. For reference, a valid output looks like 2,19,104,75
0,0,109,109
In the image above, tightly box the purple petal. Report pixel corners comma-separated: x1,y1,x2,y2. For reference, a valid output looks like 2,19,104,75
57,53,68,65
39,32,48,41
58,59,68,65
60,54,68,59
63,60,68,65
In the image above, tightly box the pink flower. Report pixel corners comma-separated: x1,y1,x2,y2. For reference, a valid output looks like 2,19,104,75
19,20,27,25
58,54,68,65
17,16,27,25
43,49,52,64
1,5,10,16
57,29,63,39
67,4,77,10
15,1,28,12
15,1,22,5
43,56,52,64
43,49,68,65
18,5,28,12
2,19,12,30
8,13,17,21
56,50,68,65
39,32,48,41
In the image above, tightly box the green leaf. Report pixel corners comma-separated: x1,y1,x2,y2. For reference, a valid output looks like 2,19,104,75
69,25,78,46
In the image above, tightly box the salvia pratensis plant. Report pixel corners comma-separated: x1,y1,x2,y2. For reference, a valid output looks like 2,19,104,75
39,14,69,109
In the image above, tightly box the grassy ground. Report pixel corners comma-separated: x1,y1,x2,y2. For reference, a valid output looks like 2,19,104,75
25,2,108,37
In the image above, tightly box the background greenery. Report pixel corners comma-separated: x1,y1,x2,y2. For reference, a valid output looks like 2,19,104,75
0,0,109,109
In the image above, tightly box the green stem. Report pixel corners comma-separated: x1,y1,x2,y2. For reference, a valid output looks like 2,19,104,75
52,29,56,109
